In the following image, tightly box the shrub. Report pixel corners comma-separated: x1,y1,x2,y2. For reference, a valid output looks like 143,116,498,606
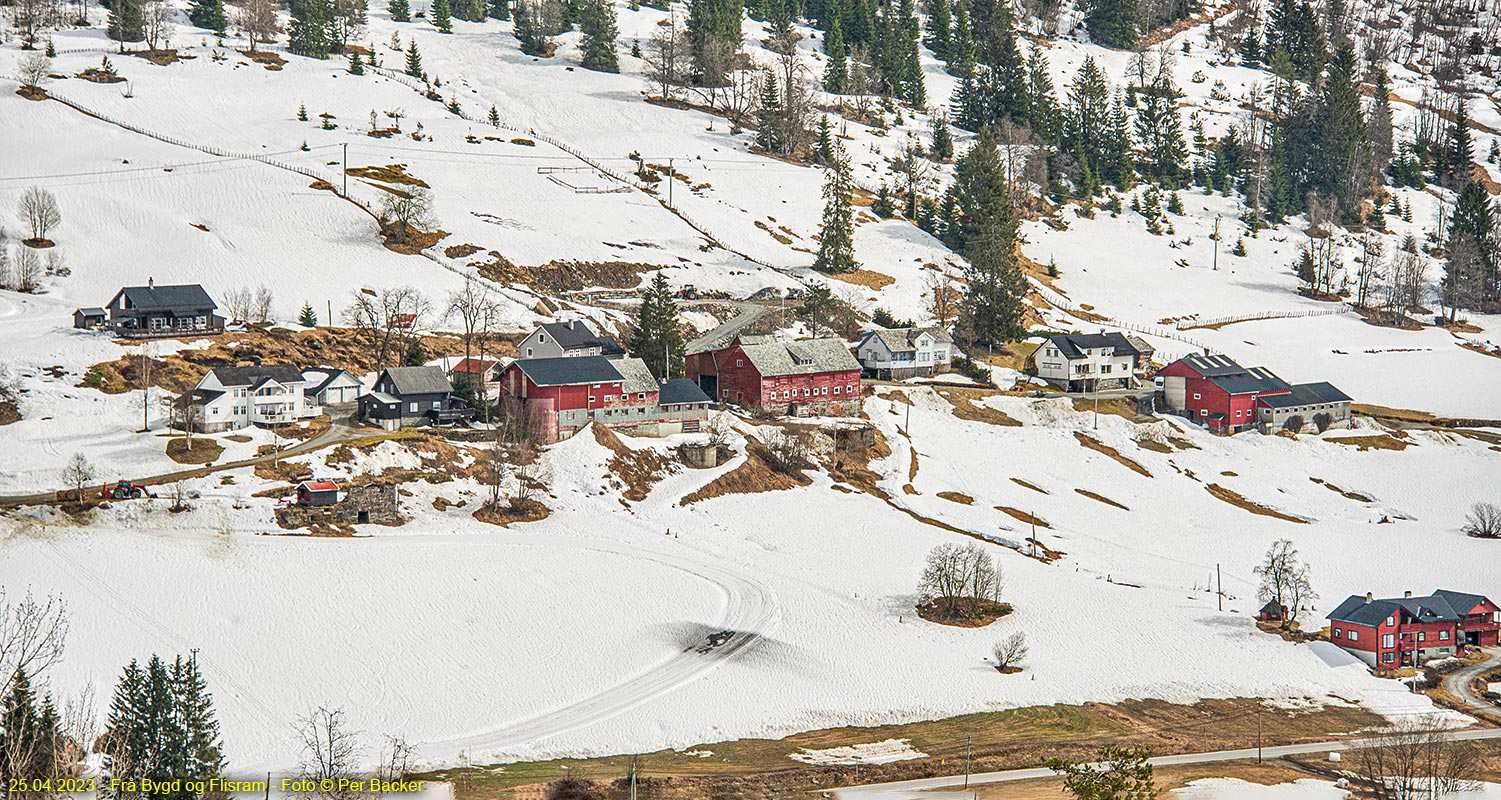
1463,502,1501,539
950,356,993,386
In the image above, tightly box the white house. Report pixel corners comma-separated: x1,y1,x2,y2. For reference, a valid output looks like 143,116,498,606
302,367,364,406
856,327,958,379
1033,332,1142,392
517,320,625,360
185,364,318,432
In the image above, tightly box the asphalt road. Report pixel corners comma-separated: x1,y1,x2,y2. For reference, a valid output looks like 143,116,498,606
0,414,371,507
830,728,1501,799
1446,653,1501,722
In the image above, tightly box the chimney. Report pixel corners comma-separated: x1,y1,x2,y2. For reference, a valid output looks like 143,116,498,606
1404,590,1413,598
148,276,155,288
1365,592,1373,603
567,320,576,330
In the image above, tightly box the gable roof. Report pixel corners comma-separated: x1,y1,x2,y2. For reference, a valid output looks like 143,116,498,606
299,480,339,493
76,307,106,317
512,356,623,386
210,364,306,388
659,378,710,405
379,366,451,395
1045,332,1140,360
1206,366,1290,396
738,337,859,377
1256,381,1352,408
537,321,625,355
612,357,660,396
1432,589,1493,615
301,367,360,396
449,358,500,375
1327,593,1462,625
115,284,217,312
1177,352,1247,377
863,327,955,354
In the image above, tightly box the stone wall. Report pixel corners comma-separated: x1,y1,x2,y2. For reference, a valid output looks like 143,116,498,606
277,483,401,528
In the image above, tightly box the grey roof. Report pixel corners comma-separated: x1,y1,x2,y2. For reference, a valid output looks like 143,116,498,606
76,307,106,316
302,367,359,396
1207,366,1290,395
739,337,859,377
190,388,224,404
380,366,452,395
115,284,217,312
367,391,399,405
1257,382,1352,408
210,364,306,388
513,356,623,386
538,321,625,355
1178,352,1246,377
1047,332,1141,360
1327,593,1462,625
613,357,659,396
864,327,955,353
1433,590,1492,615
1125,335,1154,355
659,378,710,405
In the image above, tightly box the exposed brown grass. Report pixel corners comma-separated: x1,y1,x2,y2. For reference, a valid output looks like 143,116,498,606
594,424,679,502
239,49,286,69
1075,488,1129,510
1310,477,1374,503
1326,434,1412,451
473,499,550,527
916,598,1013,627
937,490,974,505
165,437,223,464
679,436,811,505
346,163,429,187
995,505,1050,528
1011,477,1048,494
940,389,1021,426
1205,484,1308,523
1073,432,1152,477
1351,403,1435,422
825,268,896,290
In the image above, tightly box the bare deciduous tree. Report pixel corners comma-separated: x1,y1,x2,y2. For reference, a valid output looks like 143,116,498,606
222,288,253,325
920,541,1003,619
376,735,416,782
17,54,52,92
1254,539,1315,629
0,589,69,698
1463,502,1501,539
14,247,43,293
378,187,437,245
18,187,62,243
762,430,811,474
61,452,95,501
642,17,690,102
923,268,959,327
342,286,431,369
1353,718,1482,799
446,275,497,387
252,285,274,323
142,0,176,50
298,706,363,799
238,0,280,51
992,632,1028,670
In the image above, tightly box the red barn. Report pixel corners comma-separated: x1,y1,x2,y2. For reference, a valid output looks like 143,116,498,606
1158,353,1291,433
1326,590,1500,667
687,335,861,416
499,355,710,442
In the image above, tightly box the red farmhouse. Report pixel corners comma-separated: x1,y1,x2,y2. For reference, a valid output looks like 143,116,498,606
1326,590,1501,667
498,355,709,442
1158,353,1291,433
687,335,862,416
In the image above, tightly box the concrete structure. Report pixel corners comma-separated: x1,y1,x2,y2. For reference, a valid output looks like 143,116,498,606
1326,590,1501,667
499,356,711,442
98,280,223,338
686,336,862,416
518,320,625,360
1034,332,1143,392
278,482,400,527
1255,382,1353,432
856,327,958,379
185,364,316,432
360,366,473,430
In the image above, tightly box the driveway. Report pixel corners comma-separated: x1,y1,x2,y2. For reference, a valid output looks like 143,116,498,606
0,414,374,507
1444,651,1501,722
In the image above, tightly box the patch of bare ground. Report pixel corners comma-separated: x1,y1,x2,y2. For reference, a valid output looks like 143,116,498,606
1352,403,1435,423
593,424,680,502
239,49,285,69
679,435,811,505
253,457,310,483
478,258,650,294
1073,432,1152,477
939,389,1022,426
824,268,896,290
432,496,466,511
938,490,974,505
346,163,429,187
75,67,126,83
1011,477,1047,494
473,499,550,527
1205,483,1308,523
752,220,793,244
16,86,47,99
165,437,223,465
829,425,891,495
1310,477,1374,502
1458,340,1501,360
1075,488,1129,510
884,389,912,405
1326,434,1412,451
0,398,19,425
995,505,1050,528
1071,396,1143,421
380,225,448,255
916,598,1014,627
444,243,483,259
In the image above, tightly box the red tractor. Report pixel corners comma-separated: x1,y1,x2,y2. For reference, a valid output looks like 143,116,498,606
101,480,156,500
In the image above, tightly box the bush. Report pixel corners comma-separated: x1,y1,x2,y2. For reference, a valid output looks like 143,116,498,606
1463,502,1501,539
546,779,603,800
762,430,811,475
950,356,993,386
871,307,913,328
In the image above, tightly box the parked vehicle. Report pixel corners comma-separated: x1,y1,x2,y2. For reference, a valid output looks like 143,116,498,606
102,480,156,500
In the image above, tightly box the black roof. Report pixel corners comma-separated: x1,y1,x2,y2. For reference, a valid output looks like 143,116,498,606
1207,366,1290,395
115,283,217,312
659,378,710,405
380,366,452,395
513,356,623,386
210,364,306,387
1257,382,1352,408
1433,589,1492,615
539,321,626,355
1327,593,1462,625
1047,332,1140,360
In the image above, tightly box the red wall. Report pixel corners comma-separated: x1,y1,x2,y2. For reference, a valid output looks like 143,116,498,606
1332,615,1461,665
500,366,637,411
692,344,860,408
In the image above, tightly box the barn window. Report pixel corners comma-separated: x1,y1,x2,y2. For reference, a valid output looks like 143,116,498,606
736,359,743,367
1348,630,1358,641
1193,393,1201,400
1440,630,1450,640
1386,616,1394,626
1382,652,1394,663
1333,628,1342,639
603,395,613,402
833,386,840,395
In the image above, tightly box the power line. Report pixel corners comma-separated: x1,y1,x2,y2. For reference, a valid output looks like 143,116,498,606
0,144,340,183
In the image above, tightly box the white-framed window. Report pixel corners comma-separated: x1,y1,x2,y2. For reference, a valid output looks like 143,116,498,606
637,392,646,400
1382,652,1394,663
1383,634,1395,648
1387,616,1395,626
588,396,596,403
736,359,743,367
782,390,790,399
1193,393,1201,400
833,386,840,395
603,395,613,402
1333,628,1343,639
408,402,418,413
432,401,440,410
526,348,533,357
1418,632,1426,642
1440,630,1450,640
847,385,853,393
1349,629,1359,642
539,333,547,342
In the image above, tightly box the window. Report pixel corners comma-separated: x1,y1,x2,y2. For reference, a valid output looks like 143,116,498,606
603,395,613,402
1439,646,1451,654
1333,628,1343,639
1349,630,1359,642
1440,630,1450,641
736,359,743,367
637,392,646,400
526,348,533,357
432,401,440,410
847,385,853,393
804,388,811,396
833,386,841,395
539,334,547,342
1383,633,1395,648
1386,616,1395,627
588,396,596,403
1382,652,1395,663
408,402,418,413
1418,632,1426,642
782,390,790,399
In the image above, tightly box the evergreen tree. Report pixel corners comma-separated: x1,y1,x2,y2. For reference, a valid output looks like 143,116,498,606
951,69,984,131
578,0,619,71
931,113,953,160
0,669,44,779
188,0,228,33
1368,68,1394,177
430,0,453,31
893,0,925,105
107,0,146,49
943,1,974,76
755,71,783,152
1085,0,1138,49
1134,71,1186,186
172,657,224,783
405,339,428,366
1103,90,1135,186
489,0,510,18
686,0,745,85
924,0,949,58
288,0,336,58
1264,0,1324,79
872,183,896,217
970,0,1025,120
1307,44,1370,218
1445,99,1474,191
956,183,1025,345
815,114,835,164
823,16,847,93
1025,45,1061,146
627,272,686,378
348,50,365,73
1064,56,1110,175
1445,179,1498,313
488,104,501,126
405,39,423,76
298,303,319,326
814,150,859,274
952,128,1012,253
936,187,960,249
513,0,553,56
390,0,411,21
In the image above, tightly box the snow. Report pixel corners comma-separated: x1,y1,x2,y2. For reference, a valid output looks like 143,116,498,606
789,739,929,765
1170,778,1351,799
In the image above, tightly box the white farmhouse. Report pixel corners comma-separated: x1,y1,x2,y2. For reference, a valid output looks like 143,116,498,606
185,364,319,432
856,327,958,379
1033,332,1143,392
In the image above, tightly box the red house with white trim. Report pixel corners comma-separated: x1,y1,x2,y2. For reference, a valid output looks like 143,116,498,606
498,355,710,442
686,335,862,416
1326,589,1501,667
1158,353,1292,433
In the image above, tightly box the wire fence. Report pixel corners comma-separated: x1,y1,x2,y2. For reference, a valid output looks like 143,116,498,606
1028,277,1211,352
1177,306,1350,330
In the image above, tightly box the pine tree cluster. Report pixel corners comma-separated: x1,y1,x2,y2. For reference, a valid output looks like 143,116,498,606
103,655,225,792
628,273,687,378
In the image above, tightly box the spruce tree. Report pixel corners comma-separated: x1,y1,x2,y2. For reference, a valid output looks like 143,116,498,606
489,0,510,18
1134,71,1186,186
923,0,949,58
288,0,336,58
348,50,365,73
107,0,146,49
188,0,229,33
405,39,423,76
430,0,453,31
298,303,319,326
390,0,411,21
1085,0,1138,49
172,657,224,783
943,1,974,76
1445,179,1498,313
0,669,42,779
815,115,835,164
893,0,925,105
1103,90,1135,186
755,71,783,152
956,152,1025,348
952,128,1011,253
931,113,953,160
1308,43,1369,219
814,150,859,274
1025,45,1060,146
578,0,619,72
823,17,847,93
872,183,896,217
1445,100,1474,191
627,272,686,378
454,0,487,20
1064,57,1110,175
488,104,501,126
513,0,553,56
1368,68,1394,177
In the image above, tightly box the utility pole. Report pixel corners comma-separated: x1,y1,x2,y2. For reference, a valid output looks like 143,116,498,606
342,142,349,196
668,158,675,209
1256,708,1263,763
904,398,911,433
628,758,637,800
327,300,332,328
1217,563,1222,611
1212,215,1220,271
963,734,972,789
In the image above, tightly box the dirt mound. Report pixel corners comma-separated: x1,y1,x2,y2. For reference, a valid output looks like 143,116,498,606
680,435,811,505
593,424,680,502
473,498,550,527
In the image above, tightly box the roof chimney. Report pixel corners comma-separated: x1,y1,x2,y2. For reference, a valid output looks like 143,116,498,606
1404,590,1412,598
148,276,155,288
1365,592,1373,603
567,320,576,330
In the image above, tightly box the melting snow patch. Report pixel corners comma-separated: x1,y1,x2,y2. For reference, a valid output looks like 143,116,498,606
681,750,713,759
788,739,927,765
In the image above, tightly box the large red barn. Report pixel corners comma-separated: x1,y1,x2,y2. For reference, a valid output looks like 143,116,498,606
687,335,862,416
